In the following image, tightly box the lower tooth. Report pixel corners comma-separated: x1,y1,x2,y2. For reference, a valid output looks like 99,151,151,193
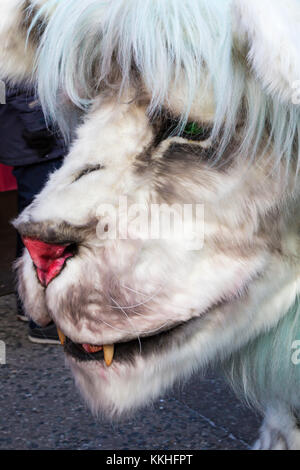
103,344,114,366
57,328,66,346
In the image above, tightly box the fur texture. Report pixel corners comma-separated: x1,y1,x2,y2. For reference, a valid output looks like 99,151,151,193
33,0,300,165
0,0,51,84
224,298,300,410
2,0,300,449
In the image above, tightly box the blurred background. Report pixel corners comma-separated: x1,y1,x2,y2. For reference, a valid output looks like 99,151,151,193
0,164,17,297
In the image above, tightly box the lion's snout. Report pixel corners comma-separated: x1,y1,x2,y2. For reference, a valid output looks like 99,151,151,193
22,236,77,287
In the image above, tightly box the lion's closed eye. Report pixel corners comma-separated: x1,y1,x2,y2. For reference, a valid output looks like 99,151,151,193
73,164,104,183
153,114,212,148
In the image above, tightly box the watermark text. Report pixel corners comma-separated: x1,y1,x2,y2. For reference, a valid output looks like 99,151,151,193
291,340,300,365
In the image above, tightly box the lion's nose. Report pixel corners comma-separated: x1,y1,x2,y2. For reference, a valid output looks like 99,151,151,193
22,237,76,287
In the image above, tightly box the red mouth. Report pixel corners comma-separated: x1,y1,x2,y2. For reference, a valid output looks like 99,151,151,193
82,344,103,354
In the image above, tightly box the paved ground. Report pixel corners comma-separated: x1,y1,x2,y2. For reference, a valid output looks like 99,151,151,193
0,294,261,450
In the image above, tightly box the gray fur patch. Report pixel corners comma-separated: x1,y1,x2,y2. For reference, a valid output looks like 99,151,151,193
15,218,97,244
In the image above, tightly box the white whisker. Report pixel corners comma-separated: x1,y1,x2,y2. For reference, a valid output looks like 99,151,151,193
109,287,164,310
110,296,142,354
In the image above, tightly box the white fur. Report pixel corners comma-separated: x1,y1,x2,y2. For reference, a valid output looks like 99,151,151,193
254,404,300,450
0,0,34,83
0,0,51,84
233,0,300,103
14,99,300,435
67,254,300,418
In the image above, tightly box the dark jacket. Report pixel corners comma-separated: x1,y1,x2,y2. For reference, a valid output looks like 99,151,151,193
0,86,66,167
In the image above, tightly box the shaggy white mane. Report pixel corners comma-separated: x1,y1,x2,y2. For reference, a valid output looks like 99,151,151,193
26,0,300,168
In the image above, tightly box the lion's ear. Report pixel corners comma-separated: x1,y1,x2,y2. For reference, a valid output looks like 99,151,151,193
233,0,300,104
0,0,49,85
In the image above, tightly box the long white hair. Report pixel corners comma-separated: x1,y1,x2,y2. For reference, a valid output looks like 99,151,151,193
28,0,300,169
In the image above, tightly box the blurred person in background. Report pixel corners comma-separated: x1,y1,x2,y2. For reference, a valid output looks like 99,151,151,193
0,83,67,344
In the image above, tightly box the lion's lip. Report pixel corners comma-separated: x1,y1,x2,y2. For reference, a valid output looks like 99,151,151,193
57,330,115,366
61,321,185,365
64,338,108,363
